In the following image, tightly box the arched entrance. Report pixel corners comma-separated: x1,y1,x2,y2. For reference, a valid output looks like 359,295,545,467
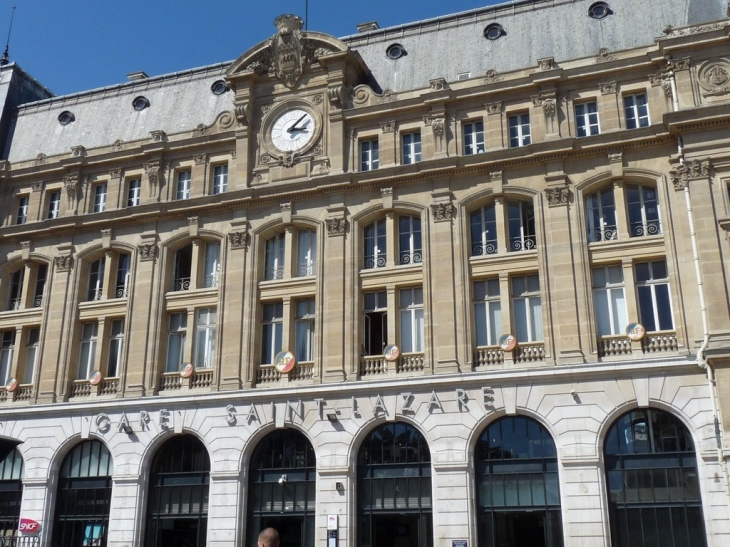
145,435,210,547
0,442,23,536
247,429,316,547
604,408,707,547
52,440,113,547
475,416,563,547
358,422,433,547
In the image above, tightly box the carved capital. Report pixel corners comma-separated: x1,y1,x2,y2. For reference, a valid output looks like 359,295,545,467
595,48,616,63
430,202,453,222
670,160,711,190
194,154,207,165
35,153,47,166
63,174,79,198
485,102,502,115
483,69,502,84
544,187,572,206
326,218,346,237
149,130,167,142
71,145,86,158
381,120,395,133
537,57,554,70
599,81,618,95
649,73,673,97
137,243,158,262
228,230,249,249
194,124,210,137
109,168,122,180
31,181,43,192
328,86,344,110
54,255,73,272
429,77,447,90
531,93,557,119
144,160,162,187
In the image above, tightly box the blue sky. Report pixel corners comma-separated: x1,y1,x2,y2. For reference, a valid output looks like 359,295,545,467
2,0,503,96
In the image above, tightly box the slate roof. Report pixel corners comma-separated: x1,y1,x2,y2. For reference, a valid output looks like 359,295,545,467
3,0,728,163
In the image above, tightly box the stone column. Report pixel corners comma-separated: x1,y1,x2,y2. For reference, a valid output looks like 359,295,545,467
485,103,504,150
192,154,208,197
322,209,347,383
543,184,585,363
379,121,396,168
429,195,460,373
220,227,248,390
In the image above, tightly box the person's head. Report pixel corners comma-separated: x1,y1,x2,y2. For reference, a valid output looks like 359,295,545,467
258,527,280,547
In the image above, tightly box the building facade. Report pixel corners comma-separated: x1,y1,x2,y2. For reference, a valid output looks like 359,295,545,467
1,0,730,546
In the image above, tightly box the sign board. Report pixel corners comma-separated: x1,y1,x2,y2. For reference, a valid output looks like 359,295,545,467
180,363,194,378
19,518,40,534
6,378,18,392
499,334,517,352
626,322,646,341
384,345,400,362
327,515,338,530
274,351,296,373
452,541,468,547
89,370,103,386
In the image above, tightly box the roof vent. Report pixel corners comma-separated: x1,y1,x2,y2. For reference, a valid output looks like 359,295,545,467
357,21,380,33
58,111,75,126
127,71,149,82
132,96,150,111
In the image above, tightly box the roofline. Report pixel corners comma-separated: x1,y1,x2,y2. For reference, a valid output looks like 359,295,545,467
14,60,232,112
0,61,55,98
339,0,576,41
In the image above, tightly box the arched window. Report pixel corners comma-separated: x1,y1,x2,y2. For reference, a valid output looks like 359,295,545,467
470,200,536,256
476,416,563,547
358,423,433,547
0,442,23,536
52,440,113,547
585,186,617,242
4,261,48,310
247,429,316,547
604,409,707,547
146,435,210,547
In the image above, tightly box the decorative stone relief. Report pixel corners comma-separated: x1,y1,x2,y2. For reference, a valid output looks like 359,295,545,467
144,161,161,188
35,153,47,166
381,121,395,133
110,168,122,180
649,73,673,97
31,182,43,192
272,14,305,88
430,203,453,222
544,187,572,206
326,218,346,236
235,103,251,127
698,59,730,96
112,140,125,152
608,152,623,164
313,144,324,156
599,81,617,95
484,69,502,84
63,174,79,198
137,244,158,261
378,89,397,104
149,130,167,142
313,159,331,175
54,255,73,272
71,145,86,157
260,153,272,165
537,57,554,70
595,48,616,63
669,159,711,190
194,124,210,137
228,230,249,250
328,86,344,110
312,94,324,105
669,58,690,71
485,102,502,115
429,78,447,90
431,117,445,138
194,154,207,165
281,151,297,168
661,22,727,39
216,111,235,130
532,93,557,119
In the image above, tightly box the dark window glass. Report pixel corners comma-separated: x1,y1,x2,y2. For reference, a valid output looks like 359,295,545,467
0,444,23,537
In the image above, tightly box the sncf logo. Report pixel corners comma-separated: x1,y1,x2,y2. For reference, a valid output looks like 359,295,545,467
19,518,40,533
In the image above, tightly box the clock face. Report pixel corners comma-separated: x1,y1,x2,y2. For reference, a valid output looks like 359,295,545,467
270,109,316,152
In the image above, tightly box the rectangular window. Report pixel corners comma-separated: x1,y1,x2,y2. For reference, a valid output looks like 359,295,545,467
399,287,424,353
635,260,674,332
363,291,387,356
0,331,15,385
173,245,192,291
8,270,23,311
624,93,650,129
626,184,661,237
512,274,543,343
34,264,47,308
575,101,600,137
361,139,379,171
297,229,317,277
295,299,315,362
402,132,422,165
47,191,61,219
194,307,217,369
507,200,536,252
458,72,471,80
88,259,105,301
592,265,627,336
509,113,531,148
261,303,283,365
473,279,502,347
364,219,387,269
203,242,221,288
176,170,192,200
398,215,422,265
16,196,28,225
107,319,124,377
127,178,141,207
166,313,187,372
264,234,285,281
115,255,130,298
23,328,39,385
463,121,485,155
78,323,98,380
471,205,498,256
212,165,228,195
586,187,617,242
93,184,107,213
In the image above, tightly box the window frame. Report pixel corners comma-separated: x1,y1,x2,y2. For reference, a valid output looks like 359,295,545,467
126,178,141,208
626,183,661,238
592,265,628,336
92,183,107,213
473,279,502,347
575,100,600,137
47,190,61,219
360,138,380,171
194,307,217,369
635,260,674,332
107,319,124,378
264,233,285,281
624,92,650,129
261,302,283,365
0,331,15,385
176,170,192,200
508,112,531,148
78,322,98,380
511,274,544,343
295,299,316,363
463,120,485,155
212,164,228,195
507,200,536,252
16,196,28,225
398,215,422,265
470,204,498,256
363,291,387,357
585,186,618,242
363,219,387,269
296,229,317,277
402,131,422,165
165,312,187,372
399,287,424,353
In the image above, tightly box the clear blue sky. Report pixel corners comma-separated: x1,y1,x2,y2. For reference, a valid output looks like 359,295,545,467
2,0,504,96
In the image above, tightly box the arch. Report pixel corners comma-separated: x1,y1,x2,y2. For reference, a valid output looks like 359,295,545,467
246,428,316,547
145,434,210,547
474,415,563,547
0,441,24,536
134,429,212,478
239,423,317,476
602,407,708,547
52,439,114,547
356,420,433,547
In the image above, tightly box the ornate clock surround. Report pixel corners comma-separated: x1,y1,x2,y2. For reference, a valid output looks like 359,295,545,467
259,97,324,168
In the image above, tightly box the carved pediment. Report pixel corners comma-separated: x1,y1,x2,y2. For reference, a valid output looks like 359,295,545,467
225,15,350,89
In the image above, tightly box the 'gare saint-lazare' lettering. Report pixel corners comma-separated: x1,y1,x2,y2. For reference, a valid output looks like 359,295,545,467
91,388,496,435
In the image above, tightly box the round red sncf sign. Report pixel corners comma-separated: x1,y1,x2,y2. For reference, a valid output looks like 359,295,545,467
19,518,40,534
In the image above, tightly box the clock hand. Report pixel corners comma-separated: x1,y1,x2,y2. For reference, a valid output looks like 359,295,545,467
287,113,307,133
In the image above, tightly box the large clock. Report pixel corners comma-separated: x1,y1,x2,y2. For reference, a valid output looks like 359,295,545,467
270,108,316,152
